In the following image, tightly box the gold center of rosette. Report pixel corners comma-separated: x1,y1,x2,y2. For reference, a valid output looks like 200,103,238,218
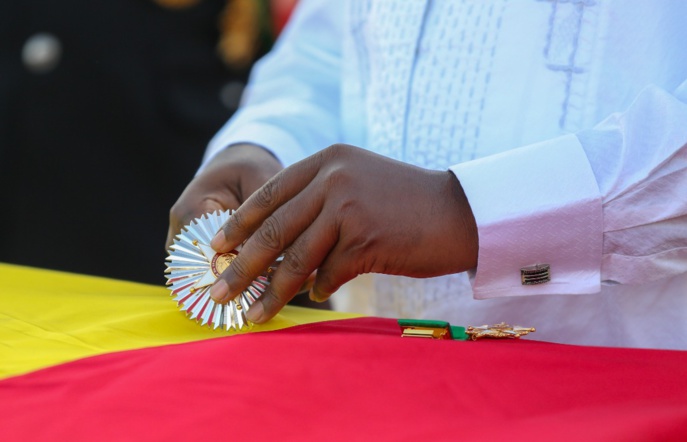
211,251,238,277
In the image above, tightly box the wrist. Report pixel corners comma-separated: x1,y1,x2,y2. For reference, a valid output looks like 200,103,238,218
445,171,479,272
204,143,282,175
214,143,281,165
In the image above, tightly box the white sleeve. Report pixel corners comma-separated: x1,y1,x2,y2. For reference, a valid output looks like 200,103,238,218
450,82,687,300
201,0,343,169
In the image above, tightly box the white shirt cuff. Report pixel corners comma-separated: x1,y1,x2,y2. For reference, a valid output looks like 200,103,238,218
450,134,603,299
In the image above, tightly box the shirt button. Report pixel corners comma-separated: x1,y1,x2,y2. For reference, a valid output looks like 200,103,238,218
22,33,62,74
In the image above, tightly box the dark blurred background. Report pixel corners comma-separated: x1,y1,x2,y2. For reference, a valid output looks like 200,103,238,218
0,0,295,284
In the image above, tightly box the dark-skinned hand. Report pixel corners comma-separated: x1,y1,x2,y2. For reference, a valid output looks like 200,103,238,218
166,143,283,250
209,144,479,323
166,143,322,308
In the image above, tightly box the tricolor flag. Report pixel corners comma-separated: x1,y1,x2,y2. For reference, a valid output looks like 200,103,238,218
2,263,686,440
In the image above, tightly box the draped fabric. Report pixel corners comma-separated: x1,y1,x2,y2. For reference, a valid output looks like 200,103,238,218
2,264,687,440
0,263,360,378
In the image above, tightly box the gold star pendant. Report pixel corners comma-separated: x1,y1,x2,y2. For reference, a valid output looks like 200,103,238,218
465,323,536,340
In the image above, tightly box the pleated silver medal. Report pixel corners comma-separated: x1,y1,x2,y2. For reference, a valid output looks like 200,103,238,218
165,210,280,331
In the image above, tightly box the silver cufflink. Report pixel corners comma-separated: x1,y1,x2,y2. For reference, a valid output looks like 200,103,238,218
520,264,550,285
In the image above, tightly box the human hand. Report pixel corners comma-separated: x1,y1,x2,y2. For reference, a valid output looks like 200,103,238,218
165,144,282,249
209,144,479,323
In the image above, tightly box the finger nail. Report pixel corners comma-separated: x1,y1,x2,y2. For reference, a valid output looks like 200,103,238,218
246,301,264,323
309,288,328,303
210,279,228,302
211,230,226,251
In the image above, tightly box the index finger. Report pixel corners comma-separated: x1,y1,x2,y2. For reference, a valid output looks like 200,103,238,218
210,147,328,253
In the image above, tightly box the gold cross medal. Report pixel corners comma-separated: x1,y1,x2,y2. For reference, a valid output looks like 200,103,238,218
165,210,281,331
399,320,535,341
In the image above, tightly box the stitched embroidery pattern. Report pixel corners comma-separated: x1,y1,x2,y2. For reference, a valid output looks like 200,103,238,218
405,0,507,169
540,0,599,130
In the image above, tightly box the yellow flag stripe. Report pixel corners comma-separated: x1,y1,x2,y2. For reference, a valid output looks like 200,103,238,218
0,263,361,379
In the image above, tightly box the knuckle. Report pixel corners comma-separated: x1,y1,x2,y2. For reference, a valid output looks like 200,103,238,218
169,201,185,224
227,209,248,233
346,223,376,249
260,289,287,313
281,247,312,278
323,143,350,159
225,257,252,283
322,163,354,192
253,178,280,209
316,254,358,296
254,217,286,252
169,202,180,218
169,204,194,238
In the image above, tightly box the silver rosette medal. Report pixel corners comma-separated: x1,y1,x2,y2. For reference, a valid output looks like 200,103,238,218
165,210,280,331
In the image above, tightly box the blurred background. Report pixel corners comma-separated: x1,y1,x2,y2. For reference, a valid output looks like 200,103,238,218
0,0,296,284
